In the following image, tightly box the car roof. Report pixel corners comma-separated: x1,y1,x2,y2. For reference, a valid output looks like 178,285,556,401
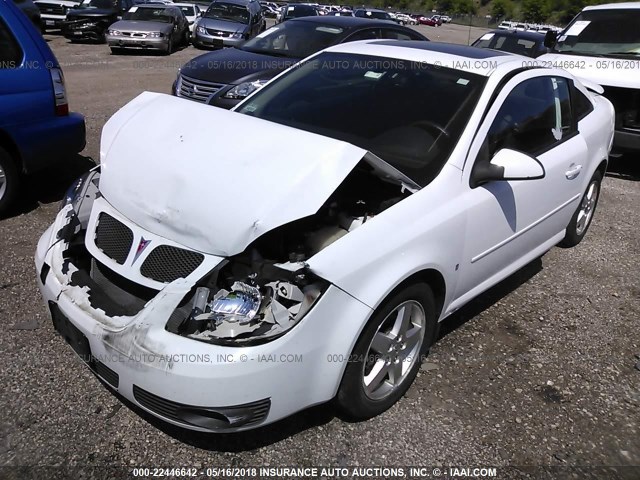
485,29,544,40
583,2,640,10
289,15,403,29
322,40,521,76
172,2,197,6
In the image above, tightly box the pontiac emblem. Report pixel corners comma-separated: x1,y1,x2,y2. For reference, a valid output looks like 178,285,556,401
132,237,151,264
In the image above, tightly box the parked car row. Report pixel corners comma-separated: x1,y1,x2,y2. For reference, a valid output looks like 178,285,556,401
174,16,428,107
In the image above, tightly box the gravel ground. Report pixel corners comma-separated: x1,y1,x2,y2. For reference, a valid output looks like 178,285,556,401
1,22,639,480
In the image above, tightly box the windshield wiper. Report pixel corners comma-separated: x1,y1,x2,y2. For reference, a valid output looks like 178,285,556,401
553,49,604,57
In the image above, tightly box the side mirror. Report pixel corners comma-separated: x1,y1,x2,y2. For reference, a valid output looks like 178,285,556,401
543,29,557,48
471,149,545,187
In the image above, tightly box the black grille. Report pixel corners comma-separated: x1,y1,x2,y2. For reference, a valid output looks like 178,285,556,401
94,361,119,389
133,385,271,429
140,245,204,283
205,28,231,37
94,213,134,265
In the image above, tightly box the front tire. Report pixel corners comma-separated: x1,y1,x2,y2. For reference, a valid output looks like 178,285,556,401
165,38,173,55
559,170,602,248
0,146,20,216
336,282,438,420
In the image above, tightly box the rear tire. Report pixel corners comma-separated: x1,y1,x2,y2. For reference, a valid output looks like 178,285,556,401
0,146,20,216
336,282,438,420
559,171,602,248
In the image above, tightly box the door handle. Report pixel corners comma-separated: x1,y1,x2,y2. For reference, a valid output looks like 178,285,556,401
565,164,582,180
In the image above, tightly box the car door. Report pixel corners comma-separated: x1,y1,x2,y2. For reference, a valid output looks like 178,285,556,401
453,71,588,305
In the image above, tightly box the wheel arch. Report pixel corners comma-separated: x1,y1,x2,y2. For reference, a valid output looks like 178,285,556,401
389,268,447,321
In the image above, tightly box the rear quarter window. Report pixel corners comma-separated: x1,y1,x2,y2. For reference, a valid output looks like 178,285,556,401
0,18,23,68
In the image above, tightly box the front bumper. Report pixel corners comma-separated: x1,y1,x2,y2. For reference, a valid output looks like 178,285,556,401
106,35,168,50
41,14,66,29
63,22,105,41
35,208,372,432
193,30,243,48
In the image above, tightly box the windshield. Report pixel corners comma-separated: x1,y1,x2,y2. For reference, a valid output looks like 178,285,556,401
356,10,389,19
474,33,540,57
554,9,640,57
205,2,249,23
237,52,486,186
124,7,173,22
79,0,113,8
242,22,343,58
284,5,317,19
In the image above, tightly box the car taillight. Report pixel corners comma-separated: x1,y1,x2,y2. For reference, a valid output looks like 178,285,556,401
49,67,69,116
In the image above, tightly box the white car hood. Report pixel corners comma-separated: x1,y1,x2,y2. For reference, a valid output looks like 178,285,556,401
538,53,640,89
99,92,367,257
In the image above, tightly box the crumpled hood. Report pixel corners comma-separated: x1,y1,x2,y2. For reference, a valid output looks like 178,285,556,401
538,53,640,89
99,92,366,257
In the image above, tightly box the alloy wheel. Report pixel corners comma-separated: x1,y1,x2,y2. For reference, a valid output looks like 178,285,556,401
362,300,426,400
576,181,599,236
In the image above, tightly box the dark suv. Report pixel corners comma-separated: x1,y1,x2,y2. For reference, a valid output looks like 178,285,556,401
62,0,134,42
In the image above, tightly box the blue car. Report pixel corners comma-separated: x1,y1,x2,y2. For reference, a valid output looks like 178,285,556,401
0,0,85,214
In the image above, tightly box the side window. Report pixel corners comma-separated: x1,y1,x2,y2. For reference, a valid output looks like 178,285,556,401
0,19,22,68
346,28,380,41
572,83,594,121
487,76,569,157
381,29,423,40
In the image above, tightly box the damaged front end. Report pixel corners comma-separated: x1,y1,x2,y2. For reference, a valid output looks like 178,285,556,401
168,158,416,345
44,154,414,350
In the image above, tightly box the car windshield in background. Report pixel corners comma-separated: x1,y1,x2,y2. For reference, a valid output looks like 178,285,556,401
179,6,195,15
554,9,640,57
357,10,389,20
124,7,173,22
78,0,113,8
241,22,343,58
284,5,317,19
237,52,486,186
205,3,249,23
475,33,538,56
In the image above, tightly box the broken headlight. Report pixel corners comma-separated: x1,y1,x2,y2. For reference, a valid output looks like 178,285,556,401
178,266,328,346
58,168,100,235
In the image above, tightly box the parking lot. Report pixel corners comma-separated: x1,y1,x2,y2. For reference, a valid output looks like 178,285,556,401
1,20,639,478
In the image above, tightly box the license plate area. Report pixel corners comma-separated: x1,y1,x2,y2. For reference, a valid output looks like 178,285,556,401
50,302,92,363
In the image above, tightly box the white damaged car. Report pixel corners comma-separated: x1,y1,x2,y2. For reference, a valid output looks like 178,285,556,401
35,41,614,431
